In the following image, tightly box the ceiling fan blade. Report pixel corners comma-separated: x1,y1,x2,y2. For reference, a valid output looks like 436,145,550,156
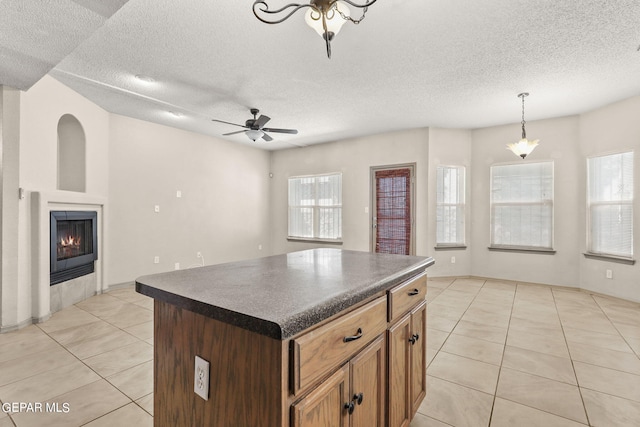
261,132,273,142
255,114,271,129
223,130,247,136
262,127,298,134
211,118,247,128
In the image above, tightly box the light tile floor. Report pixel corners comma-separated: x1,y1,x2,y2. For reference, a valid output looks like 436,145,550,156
0,278,638,426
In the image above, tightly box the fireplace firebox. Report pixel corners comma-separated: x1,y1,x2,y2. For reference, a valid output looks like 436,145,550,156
50,211,98,285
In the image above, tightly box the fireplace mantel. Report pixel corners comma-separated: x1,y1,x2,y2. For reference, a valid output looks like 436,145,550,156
31,191,107,323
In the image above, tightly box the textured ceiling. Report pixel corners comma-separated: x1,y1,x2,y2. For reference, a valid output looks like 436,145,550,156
2,0,640,150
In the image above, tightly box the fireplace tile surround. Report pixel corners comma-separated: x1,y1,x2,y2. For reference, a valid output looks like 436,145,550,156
31,191,107,323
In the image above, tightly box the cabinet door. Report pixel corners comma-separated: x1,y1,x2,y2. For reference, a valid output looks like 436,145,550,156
291,364,350,427
387,313,411,427
409,301,427,417
350,335,385,427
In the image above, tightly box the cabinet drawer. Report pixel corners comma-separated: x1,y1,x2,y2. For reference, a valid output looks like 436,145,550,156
388,273,426,323
292,296,387,395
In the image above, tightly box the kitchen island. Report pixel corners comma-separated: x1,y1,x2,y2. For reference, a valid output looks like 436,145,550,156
136,248,434,427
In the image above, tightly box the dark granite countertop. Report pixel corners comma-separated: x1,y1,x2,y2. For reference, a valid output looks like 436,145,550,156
135,248,434,340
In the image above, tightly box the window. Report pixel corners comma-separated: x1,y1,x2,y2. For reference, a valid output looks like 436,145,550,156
436,165,465,246
490,161,554,250
587,151,634,259
288,173,342,240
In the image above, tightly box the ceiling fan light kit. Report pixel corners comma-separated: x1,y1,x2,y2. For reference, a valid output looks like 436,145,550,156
506,92,539,159
252,0,378,58
212,108,298,142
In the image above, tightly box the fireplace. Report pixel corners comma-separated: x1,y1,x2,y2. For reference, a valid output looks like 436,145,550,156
50,211,98,285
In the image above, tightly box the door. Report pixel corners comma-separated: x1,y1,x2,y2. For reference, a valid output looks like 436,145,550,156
371,165,415,255
350,335,385,427
409,301,427,417
291,364,350,427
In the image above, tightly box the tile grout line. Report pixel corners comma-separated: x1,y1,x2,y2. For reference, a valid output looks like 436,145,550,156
551,288,591,426
485,279,517,427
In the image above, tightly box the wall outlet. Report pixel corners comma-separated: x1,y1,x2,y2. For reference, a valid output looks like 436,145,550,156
154,205,160,213
451,256,456,264
154,256,159,264
194,356,210,401
174,262,180,270
176,190,182,198
197,251,202,258
606,269,613,279
258,244,262,250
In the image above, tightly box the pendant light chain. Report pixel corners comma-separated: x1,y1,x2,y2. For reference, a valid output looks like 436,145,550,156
520,92,528,139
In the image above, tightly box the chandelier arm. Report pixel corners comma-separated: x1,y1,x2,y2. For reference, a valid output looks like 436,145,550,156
339,0,378,9
322,12,332,58
252,1,317,24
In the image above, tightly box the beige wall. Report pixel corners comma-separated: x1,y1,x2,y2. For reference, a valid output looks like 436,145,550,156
269,128,430,256
578,96,640,300
2,78,639,330
108,114,271,285
470,115,583,288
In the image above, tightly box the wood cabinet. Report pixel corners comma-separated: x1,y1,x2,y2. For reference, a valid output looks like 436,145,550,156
149,268,429,427
292,335,385,427
387,275,427,427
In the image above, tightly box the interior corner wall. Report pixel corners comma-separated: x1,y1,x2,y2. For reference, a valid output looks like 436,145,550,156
107,114,271,285
578,96,640,301
1,86,21,330
470,115,582,289
427,128,473,277
269,128,430,257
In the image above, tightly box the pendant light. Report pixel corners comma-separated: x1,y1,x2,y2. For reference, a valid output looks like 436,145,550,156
506,92,539,159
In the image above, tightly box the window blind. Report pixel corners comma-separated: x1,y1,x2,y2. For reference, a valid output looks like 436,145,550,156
588,151,634,258
288,173,342,239
490,161,554,249
436,165,465,246
375,168,411,255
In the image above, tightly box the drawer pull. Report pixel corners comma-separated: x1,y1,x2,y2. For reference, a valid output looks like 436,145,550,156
408,333,420,345
354,392,364,405
408,288,420,296
344,400,355,414
343,328,363,343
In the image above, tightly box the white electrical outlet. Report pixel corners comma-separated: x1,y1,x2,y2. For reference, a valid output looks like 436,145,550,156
176,190,182,198
154,256,159,264
154,205,160,213
451,256,456,264
197,251,202,258
174,262,180,270
606,269,613,279
258,244,262,250
194,356,210,401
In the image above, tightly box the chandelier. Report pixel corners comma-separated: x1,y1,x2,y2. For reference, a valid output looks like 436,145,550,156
252,0,378,58
506,92,539,159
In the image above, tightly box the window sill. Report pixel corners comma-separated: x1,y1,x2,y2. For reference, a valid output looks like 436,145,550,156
287,237,343,245
434,245,467,251
583,253,636,265
488,246,556,255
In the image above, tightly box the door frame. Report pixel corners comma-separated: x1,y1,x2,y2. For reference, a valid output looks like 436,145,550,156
370,163,416,255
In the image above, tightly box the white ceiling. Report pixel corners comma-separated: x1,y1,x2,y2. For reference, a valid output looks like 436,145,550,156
2,0,640,150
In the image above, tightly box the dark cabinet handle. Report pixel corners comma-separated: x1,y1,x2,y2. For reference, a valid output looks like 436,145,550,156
408,288,420,296
354,392,364,405
408,333,419,345
344,400,355,414
343,328,363,343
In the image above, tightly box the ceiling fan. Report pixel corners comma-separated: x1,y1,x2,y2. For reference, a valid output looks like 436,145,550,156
212,108,298,142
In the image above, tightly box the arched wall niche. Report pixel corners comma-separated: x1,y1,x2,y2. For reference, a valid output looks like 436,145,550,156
57,114,86,192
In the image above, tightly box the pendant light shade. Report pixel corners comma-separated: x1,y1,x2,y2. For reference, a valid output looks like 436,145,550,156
507,93,539,159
